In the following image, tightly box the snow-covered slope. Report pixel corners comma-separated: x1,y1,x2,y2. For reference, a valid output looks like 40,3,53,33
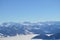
0,34,38,40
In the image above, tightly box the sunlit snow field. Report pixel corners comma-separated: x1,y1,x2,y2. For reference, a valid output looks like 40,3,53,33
0,34,38,40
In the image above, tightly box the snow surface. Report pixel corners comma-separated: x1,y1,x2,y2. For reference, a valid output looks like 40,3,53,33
0,34,38,40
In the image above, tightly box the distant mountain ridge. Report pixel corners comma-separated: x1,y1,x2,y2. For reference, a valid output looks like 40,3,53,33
0,21,60,37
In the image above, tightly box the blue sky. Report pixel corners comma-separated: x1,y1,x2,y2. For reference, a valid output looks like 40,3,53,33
0,0,60,23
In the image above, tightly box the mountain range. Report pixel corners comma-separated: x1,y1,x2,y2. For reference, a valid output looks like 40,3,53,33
0,21,60,37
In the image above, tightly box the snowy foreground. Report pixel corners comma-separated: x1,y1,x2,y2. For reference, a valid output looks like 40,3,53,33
0,34,38,40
